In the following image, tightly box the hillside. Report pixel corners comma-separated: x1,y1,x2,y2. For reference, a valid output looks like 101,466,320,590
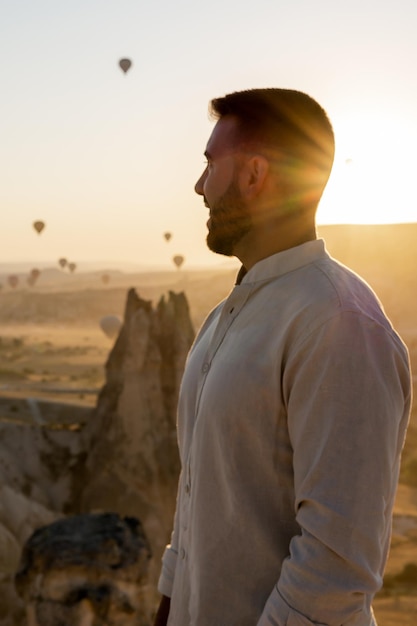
0,223,415,332
320,223,416,330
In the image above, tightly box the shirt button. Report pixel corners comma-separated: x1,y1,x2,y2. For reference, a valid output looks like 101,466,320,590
185,484,190,494
180,548,186,559
202,362,210,373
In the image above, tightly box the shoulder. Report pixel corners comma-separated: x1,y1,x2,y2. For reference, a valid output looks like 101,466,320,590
293,254,389,326
280,255,409,359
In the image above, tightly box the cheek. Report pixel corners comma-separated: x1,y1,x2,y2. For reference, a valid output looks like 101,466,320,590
205,166,233,200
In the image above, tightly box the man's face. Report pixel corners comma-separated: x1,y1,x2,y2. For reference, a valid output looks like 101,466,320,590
195,116,252,257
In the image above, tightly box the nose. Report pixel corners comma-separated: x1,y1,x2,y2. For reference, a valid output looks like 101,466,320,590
194,167,207,196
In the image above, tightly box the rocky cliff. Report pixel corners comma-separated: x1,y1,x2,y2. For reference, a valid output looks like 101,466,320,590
0,288,194,625
77,288,194,599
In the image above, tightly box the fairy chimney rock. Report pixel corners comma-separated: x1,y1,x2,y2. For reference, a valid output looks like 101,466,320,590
78,288,195,591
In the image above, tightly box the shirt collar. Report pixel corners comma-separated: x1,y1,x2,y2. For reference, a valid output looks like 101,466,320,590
236,239,328,285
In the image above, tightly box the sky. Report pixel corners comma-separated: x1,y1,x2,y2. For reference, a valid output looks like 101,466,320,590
1,0,417,270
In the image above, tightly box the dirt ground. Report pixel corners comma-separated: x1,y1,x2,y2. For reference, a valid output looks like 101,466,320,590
0,324,109,409
373,596,417,626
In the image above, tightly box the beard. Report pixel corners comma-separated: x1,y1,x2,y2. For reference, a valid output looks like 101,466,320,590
206,179,252,257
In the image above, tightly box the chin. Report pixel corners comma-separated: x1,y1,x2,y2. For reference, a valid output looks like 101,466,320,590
206,231,235,257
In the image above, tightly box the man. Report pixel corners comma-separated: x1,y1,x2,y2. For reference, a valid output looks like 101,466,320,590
154,89,411,626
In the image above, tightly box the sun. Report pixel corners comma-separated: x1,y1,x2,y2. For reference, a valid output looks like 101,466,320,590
316,114,417,225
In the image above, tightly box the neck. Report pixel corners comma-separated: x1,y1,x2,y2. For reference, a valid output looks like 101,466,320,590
234,212,317,270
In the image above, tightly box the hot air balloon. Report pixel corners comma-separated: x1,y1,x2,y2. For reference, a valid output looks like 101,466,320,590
101,274,110,285
68,262,77,273
31,268,40,280
27,268,40,287
33,220,45,234
58,257,67,269
100,315,122,340
8,275,19,289
172,254,184,270
164,232,172,242
119,58,132,74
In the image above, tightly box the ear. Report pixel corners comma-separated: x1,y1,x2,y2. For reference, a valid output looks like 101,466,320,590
239,155,270,200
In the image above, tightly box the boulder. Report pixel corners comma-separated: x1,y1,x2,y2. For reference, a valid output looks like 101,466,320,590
15,513,151,626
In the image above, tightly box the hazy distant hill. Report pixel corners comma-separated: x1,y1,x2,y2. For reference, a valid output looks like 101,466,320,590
318,223,416,280
0,223,415,331
318,223,417,330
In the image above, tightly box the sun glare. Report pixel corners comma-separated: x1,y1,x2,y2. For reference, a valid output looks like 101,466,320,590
317,115,417,226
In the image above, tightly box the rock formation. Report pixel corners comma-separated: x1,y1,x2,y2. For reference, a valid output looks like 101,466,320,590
0,422,85,625
77,288,194,600
15,513,151,626
0,287,194,624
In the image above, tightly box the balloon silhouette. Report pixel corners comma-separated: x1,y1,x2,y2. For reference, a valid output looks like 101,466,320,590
172,254,184,270
68,262,77,273
8,275,19,288
119,58,132,74
58,257,67,269
100,315,122,339
33,220,45,234
28,268,41,286
164,232,172,242
27,270,39,287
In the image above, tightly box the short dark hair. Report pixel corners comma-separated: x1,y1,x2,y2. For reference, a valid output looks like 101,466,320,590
209,88,335,206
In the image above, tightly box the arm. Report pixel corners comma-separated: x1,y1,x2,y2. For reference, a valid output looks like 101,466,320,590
153,595,171,626
258,312,411,625
156,470,184,616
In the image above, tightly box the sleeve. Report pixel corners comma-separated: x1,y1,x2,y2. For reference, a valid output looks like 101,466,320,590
157,470,183,597
157,306,224,598
157,544,178,598
257,311,411,626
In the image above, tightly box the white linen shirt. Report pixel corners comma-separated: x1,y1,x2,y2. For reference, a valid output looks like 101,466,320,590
158,239,411,626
